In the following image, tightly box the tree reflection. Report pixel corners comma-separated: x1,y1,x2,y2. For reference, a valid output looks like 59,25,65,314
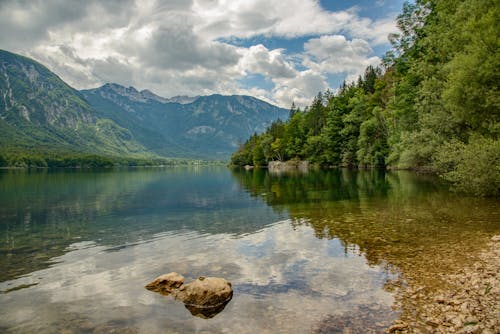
231,168,500,289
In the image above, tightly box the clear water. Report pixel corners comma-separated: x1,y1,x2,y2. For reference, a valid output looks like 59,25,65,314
0,167,498,333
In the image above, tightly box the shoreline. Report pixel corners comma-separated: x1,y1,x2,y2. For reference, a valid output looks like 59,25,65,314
0,161,226,170
388,235,499,333
237,160,437,173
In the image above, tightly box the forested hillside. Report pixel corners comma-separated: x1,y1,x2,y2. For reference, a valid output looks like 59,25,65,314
231,0,499,196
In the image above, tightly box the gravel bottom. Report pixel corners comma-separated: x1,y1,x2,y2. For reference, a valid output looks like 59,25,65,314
387,235,500,334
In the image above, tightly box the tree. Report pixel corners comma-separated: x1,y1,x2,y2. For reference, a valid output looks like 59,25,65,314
229,0,499,195
270,138,284,161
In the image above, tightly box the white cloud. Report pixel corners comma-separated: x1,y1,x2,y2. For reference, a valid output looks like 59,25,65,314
305,35,371,61
240,45,296,79
139,20,241,71
272,70,329,108
191,0,395,44
303,35,381,83
0,0,400,108
346,15,398,46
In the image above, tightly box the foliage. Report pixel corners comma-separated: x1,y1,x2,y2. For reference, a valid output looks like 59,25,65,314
231,0,499,196
434,136,500,196
230,67,392,169
0,147,218,168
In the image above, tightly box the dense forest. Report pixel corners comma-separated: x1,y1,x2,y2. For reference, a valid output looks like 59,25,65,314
0,148,210,168
231,0,499,196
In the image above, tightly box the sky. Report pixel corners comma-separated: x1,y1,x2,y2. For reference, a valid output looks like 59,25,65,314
0,0,405,108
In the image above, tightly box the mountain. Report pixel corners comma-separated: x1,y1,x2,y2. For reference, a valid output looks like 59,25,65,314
168,95,198,104
0,49,147,157
0,49,288,163
82,84,288,159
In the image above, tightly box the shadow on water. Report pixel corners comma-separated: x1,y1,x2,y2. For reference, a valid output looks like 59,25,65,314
232,168,394,206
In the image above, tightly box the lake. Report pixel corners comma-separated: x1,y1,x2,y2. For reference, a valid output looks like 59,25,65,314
0,167,499,333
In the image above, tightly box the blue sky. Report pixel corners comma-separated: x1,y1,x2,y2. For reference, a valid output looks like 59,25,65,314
0,0,406,107
321,0,404,18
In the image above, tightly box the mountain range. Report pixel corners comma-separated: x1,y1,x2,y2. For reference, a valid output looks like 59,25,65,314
0,49,288,161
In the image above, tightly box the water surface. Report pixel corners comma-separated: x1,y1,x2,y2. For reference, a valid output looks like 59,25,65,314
0,167,498,333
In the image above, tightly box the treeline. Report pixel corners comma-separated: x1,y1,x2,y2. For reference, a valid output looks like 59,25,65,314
0,150,215,168
231,0,499,196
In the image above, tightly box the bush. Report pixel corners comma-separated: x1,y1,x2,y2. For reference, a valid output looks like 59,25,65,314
434,136,500,196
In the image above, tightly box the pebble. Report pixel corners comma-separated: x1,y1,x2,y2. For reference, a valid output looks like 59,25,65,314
388,323,408,333
425,318,439,327
385,235,499,333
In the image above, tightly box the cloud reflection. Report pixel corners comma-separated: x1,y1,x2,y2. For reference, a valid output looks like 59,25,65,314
0,220,396,333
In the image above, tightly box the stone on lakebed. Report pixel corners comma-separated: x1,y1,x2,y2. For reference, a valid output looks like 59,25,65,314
145,272,233,318
145,272,185,295
174,276,233,308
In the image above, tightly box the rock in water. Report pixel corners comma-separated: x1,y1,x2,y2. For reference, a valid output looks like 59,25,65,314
145,272,185,295
145,274,233,318
174,276,233,308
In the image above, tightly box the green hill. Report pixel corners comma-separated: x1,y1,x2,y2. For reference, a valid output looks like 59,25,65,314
0,49,152,166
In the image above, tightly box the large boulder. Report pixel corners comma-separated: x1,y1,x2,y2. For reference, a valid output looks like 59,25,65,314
145,272,184,295
174,276,233,308
145,273,233,318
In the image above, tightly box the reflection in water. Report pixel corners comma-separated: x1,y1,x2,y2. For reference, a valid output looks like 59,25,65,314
0,222,396,333
0,167,498,333
0,167,280,282
184,300,232,319
232,168,500,331
231,168,500,288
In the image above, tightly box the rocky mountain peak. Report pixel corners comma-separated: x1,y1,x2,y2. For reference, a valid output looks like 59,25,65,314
140,89,170,104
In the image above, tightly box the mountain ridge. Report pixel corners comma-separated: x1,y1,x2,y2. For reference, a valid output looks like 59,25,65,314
82,83,289,159
0,49,288,163
92,82,280,108
0,49,148,158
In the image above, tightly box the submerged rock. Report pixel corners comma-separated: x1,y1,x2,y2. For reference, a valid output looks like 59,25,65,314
146,273,233,319
145,272,185,295
311,304,396,334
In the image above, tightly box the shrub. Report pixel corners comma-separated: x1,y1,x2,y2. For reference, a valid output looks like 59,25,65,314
434,136,500,196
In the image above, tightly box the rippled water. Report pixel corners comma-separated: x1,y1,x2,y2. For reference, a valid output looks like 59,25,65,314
0,167,498,333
